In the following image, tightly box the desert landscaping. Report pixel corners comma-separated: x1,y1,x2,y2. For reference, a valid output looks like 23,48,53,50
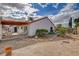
1,34,79,56
12,39,79,56
1,3,79,56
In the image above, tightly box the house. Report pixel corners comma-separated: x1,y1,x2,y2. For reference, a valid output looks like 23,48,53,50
27,17,55,36
0,16,55,40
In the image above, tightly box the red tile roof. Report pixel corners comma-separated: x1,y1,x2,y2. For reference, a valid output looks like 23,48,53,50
0,20,30,25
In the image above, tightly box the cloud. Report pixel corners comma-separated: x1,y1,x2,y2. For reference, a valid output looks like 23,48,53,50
50,3,79,25
52,3,59,8
24,5,39,16
0,3,39,19
38,3,49,8
50,13,70,23
69,10,79,18
59,3,76,13
39,3,59,8
0,3,26,10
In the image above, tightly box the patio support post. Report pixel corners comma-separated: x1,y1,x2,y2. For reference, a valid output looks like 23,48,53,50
0,21,2,40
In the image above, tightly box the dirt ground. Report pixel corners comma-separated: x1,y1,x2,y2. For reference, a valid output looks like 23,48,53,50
11,40,79,56
1,35,79,56
0,35,63,54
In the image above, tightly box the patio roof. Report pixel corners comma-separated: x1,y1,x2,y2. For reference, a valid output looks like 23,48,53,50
0,20,30,25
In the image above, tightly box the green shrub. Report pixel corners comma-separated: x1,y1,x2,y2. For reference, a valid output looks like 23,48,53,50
36,29,48,37
56,24,62,28
48,32,55,34
56,27,68,36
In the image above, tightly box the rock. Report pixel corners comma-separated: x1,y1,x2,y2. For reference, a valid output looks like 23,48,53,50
62,41,70,44
35,36,38,39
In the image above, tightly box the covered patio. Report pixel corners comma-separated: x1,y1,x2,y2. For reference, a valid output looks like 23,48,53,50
0,20,30,40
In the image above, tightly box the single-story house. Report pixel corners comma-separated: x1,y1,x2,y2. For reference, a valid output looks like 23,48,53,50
27,17,55,36
0,17,55,40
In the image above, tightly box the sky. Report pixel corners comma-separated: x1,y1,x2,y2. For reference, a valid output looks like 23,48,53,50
1,3,79,17
0,3,79,26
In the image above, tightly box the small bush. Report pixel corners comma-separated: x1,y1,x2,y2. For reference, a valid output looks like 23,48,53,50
48,32,55,35
36,29,48,37
56,27,68,36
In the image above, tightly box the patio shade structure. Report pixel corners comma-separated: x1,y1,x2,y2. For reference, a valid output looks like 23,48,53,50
1,20,30,25
0,19,30,40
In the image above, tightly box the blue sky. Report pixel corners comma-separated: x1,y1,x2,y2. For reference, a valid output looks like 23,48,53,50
31,3,66,16
30,3,79,16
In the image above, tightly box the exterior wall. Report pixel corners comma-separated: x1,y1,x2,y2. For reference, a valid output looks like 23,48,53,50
2,25,27,36
27,18,54,36
0,24,2,40
9,26,14,33
10,26,25,34
18,26,23,34
17,26,26,34
2,25,15,33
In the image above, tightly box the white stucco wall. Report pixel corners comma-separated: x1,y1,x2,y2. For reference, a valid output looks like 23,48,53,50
0,24,2,40
2,25,27,37
18,26,23,33
9,26,24,34
27,18,54,36
9,26,14,32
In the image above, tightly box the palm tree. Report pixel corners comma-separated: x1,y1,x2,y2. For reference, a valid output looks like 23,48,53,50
69,17,72,28
68,17,73,33
74,17,79,34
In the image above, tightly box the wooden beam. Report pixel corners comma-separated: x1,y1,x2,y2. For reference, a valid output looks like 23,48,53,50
1,20,30,25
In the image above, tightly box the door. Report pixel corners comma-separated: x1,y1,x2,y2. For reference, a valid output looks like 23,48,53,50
50,27,53,32
14,27,17,32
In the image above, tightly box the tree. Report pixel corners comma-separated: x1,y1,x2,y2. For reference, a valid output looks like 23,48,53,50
74,17,79,34
56,24,62,28
69,17,72,28
68,17,73,33
28,17,33,22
